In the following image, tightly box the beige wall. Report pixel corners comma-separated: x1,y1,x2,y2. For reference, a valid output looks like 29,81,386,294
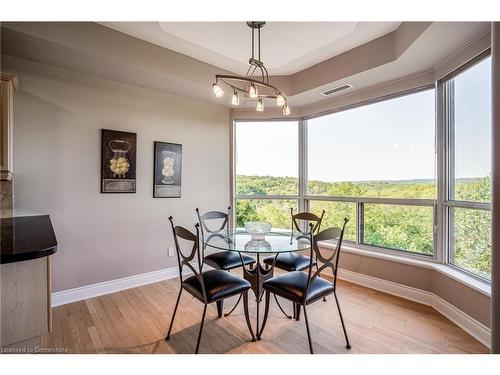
4,55,230,292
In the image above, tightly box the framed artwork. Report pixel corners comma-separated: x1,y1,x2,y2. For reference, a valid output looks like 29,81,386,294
101,129,137,193
153,142,182,198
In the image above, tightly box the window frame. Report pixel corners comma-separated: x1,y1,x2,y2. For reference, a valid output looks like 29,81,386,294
231,51,492,283
441,51,492,282
233,118,302,229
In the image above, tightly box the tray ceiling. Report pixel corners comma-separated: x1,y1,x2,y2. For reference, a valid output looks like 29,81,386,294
100,22,401,75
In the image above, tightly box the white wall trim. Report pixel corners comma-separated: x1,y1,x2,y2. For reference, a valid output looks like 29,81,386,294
337,268,491,349
51,266,183,307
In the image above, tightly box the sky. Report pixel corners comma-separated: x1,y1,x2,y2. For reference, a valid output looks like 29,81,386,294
235,57,491,183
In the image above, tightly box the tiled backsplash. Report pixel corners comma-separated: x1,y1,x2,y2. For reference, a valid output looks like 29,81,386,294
0,179,13,218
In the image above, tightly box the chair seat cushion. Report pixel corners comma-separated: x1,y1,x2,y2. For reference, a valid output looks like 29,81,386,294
204,251,256,271
263,252,316,272
182,269,251,303
263,271,334,304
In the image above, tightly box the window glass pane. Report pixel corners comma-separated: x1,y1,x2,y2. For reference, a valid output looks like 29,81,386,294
363,204,434,255
236,121,298,195
307,90,436,199
450,57,492,202
309,200,356,241
449,208,491,280
235,199,298,229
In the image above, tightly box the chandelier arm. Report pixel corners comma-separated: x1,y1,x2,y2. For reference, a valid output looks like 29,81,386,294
258,65,266,84
216,75,286,99
262,64,269,83
248,65,258,80
245,64,253,78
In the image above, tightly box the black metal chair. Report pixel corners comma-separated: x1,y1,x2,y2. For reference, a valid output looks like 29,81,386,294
263,208,325,273
259,219,351,354
196,207,256,316
263,208,325,318
165,216,255,353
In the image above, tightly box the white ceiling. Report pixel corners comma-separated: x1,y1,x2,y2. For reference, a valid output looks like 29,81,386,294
2,21,490,111
100,22,400,75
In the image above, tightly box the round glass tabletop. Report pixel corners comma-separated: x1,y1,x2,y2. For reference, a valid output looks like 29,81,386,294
203,229,311,254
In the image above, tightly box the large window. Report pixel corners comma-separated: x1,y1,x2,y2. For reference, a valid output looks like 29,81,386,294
449,208,491,279
235,199,298,229
307,88,436,256
307,90,436,199
362,204,434,255
233,54,492,282
445,56,492,280
235,121,299,228
309,201,356,241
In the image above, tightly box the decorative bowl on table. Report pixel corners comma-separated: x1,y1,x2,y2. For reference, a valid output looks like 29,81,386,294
244,239,272,252
245,221,272,240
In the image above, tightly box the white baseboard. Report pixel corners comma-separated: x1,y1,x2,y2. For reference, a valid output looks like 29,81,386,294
51,264,491,349
51,266,182,307
337,268,491,348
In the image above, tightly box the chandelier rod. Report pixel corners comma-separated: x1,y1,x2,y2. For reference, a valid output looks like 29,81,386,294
258,27,261,61
251,26,254,60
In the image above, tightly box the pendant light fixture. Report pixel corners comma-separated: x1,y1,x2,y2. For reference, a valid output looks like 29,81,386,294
211,21,290,115
231,90,240,105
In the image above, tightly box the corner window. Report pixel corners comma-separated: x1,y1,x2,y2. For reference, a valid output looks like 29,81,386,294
444,56,492,280
235,120,299,229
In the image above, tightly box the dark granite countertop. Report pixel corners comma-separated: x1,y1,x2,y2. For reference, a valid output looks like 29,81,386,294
0,215,57,264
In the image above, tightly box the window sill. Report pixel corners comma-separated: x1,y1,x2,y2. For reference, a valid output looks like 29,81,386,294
317,241,491,297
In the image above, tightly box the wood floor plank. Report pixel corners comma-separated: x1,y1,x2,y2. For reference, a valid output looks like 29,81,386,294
40,277,489,354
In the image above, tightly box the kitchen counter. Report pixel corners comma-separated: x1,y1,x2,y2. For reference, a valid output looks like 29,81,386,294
1,215,57,264
1,215,57,347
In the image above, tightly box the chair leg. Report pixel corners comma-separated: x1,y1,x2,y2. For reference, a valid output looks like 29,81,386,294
195,304,208,354
295,304,301,321
274,294,292,319
165,288,182,340
258,291,271,340
302,305,314,354
334,291,351,349
243,291,256,342
216,300,224,318
224,294,242,317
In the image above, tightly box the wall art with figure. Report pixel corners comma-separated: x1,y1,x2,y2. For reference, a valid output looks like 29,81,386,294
153,141,182,198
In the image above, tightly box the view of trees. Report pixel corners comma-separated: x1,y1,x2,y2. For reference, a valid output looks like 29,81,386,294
236,175,491,280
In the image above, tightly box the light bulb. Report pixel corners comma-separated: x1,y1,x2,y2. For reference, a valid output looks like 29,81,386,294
231,90,239,106
282,103,290,116
249,83,257,98
276,93,285,106
256,98,264,112
212,82,224,98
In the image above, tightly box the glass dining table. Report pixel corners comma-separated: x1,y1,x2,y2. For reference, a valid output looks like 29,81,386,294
203,229,311,340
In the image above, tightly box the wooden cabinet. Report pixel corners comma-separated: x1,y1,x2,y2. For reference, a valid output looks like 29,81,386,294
1,73,17,219
1,73,17,181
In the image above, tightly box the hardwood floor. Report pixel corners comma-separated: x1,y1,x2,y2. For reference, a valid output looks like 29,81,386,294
41,275,489,354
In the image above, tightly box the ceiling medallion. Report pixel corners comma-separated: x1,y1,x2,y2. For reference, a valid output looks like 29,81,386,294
212,21,290,115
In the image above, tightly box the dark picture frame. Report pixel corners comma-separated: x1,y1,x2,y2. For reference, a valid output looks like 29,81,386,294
153,142,182,198
101,129,137,193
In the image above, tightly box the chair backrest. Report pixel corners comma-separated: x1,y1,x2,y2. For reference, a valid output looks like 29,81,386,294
196,207,230,246
168,216,207,302
291,207,325,237
304,218,349,301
